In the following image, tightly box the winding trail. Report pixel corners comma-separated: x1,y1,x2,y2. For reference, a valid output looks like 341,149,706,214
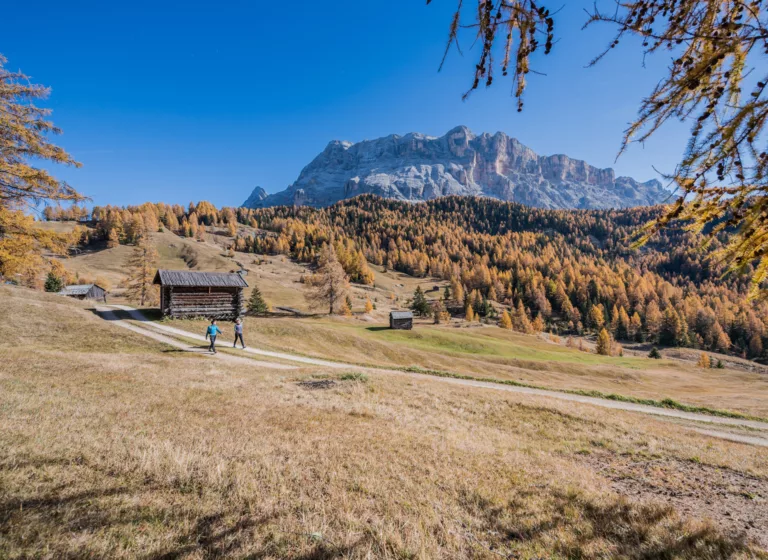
96,307,297,370
100,305,768,447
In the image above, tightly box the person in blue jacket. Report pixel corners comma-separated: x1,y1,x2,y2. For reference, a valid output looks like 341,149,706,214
205,319,223,353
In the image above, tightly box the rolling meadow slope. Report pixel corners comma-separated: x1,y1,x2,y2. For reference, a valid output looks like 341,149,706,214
2,285,768,557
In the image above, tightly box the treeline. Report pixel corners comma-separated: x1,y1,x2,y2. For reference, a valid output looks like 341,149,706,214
66,201,374,286
62,195,768,359
237,195,768,360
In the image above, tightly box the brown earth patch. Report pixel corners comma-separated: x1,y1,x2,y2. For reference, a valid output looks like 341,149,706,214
581,451,768,550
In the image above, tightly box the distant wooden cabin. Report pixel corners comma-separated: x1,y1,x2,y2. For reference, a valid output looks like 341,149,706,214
389,311,413,330
153,270,247,320
59,284,107,302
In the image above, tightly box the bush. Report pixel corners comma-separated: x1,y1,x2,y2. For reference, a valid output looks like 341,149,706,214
339,372,369,382
648,346,662,359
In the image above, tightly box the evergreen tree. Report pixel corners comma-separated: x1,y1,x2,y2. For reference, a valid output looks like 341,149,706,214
44,271,63,292
648,346,662,359
660,308,687,346
410,286,431,317
247,285,269,315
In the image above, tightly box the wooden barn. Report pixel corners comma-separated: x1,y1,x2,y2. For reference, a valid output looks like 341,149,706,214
153,270,247,320
59,284,107,302
389,310,413,330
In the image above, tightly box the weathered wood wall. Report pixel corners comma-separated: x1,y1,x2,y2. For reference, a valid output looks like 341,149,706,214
162,286,244,320
390,318,413,330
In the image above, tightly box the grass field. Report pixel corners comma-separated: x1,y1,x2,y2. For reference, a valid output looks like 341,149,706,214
39,224,768,419
167,314,768,419
2,286,768,557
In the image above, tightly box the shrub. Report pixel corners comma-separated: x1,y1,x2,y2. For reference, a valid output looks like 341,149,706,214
339,372,369,382
648,346,662,359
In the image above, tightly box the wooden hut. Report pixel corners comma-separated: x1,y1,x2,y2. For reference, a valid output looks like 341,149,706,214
153,270,247,320
59,284,107,302
389,310,413,330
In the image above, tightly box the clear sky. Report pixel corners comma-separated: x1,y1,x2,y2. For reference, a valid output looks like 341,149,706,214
3,0,690,208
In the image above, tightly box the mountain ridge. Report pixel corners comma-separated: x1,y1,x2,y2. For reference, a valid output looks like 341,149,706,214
244,126,668,210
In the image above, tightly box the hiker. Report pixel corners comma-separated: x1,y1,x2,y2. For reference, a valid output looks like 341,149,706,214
233,318,246,349
205,319,223,353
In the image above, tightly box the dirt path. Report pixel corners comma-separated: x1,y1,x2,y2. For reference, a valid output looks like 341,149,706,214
100,306,768,447
109,305,344,368
95,307,297,370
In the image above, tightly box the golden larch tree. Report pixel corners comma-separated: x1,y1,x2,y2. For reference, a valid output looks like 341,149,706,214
438,0,768,298
306,243,350,315
124,233,159,306
596,328,612,356
0,54,82,282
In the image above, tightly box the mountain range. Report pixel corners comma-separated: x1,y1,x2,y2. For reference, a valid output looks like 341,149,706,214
243,126,669,210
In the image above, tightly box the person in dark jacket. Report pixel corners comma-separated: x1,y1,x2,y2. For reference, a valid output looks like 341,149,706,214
205,319,223,353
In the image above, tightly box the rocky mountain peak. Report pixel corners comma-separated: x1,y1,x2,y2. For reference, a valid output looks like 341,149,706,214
244,127,667,210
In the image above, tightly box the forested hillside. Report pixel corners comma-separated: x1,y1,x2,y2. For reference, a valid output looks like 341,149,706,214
237,196,766,360
51,195,768,360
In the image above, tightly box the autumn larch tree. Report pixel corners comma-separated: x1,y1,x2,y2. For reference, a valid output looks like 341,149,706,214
0,54,82,283
499,309,513,330
596,328,612,356
306,243,349,315
437,0,768,298
124,233,159,306
465,304,476,323
697,352,711,369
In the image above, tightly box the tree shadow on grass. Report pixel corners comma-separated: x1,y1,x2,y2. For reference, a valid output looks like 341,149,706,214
462,487,755,559
0,455,368,559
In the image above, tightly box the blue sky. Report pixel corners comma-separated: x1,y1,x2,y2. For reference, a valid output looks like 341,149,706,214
3,0,689,208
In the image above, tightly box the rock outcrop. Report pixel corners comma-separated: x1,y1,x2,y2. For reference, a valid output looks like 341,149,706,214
244,126,668,210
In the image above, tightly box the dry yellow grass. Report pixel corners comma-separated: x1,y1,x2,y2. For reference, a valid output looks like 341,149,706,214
166,313,768,419
1,286,768,558
49,232,768,417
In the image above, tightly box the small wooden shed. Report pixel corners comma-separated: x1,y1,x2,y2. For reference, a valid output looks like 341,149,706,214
389,311,413,330
60,284,107,302
153,270,248,320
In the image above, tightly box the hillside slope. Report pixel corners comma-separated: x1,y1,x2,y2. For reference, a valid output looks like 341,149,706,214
2,285,768,555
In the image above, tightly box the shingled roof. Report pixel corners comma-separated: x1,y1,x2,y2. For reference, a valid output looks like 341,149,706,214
60,284,98,296
153,270,248,288
389,311,413,320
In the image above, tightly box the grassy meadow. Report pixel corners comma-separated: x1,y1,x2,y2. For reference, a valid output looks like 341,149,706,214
2,285,768,558
165,313,768,420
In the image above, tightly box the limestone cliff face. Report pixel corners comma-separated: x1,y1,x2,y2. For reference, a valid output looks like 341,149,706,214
244,126,668,210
